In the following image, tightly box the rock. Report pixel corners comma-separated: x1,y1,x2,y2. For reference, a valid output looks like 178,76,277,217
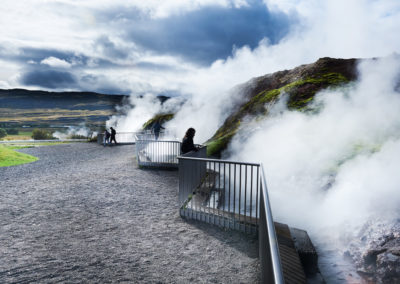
376,252,400,283
348,220,400,283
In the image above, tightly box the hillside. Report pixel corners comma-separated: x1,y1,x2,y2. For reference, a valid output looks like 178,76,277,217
206,57,358,156
0,89,128,127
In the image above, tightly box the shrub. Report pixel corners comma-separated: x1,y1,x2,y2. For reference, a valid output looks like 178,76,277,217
6,128,19,135
0,128,6,139
88,135,98,142
32,129,54,140
69,134,87,139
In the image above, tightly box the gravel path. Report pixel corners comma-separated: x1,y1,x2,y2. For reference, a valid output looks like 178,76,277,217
0,143,259,283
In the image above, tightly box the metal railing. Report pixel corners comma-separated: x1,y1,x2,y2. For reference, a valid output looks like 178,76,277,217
177,155,284,283
97,132,137,145
259,164,284,284
135,132,181,168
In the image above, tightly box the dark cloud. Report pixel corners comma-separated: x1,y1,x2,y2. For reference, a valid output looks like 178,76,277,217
94,36,129,59
19,48,82,65
115,1,295,65
21,69,77,89
80,74,130,95
0,47,117,69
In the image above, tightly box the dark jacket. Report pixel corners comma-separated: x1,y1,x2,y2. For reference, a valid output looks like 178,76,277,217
181,136,197,154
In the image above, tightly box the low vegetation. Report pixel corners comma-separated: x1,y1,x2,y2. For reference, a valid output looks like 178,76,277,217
32,129,55,140
0,128,6,139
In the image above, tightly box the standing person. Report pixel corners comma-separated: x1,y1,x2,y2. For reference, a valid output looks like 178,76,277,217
152,120,165,140
109,127,117,145
181,127,198,154
104,129,110,146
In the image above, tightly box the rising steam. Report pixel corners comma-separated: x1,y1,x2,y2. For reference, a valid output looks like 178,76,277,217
229,55,400,245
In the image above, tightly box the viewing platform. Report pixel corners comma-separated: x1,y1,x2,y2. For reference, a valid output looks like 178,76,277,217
134,132,320,283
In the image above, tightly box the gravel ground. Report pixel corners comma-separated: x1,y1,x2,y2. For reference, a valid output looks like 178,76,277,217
0,143,259,283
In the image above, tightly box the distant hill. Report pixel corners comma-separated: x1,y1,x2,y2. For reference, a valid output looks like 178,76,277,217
0,89,128,127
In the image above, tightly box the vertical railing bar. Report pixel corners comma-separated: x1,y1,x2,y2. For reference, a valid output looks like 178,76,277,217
213,161,216,224
228,163,231,214
223,162,226,228
198,159,201,214
239,164,242,225
245,165,247,232
210,161,212,213
250,166,253,222
256,165,259,222
218,161,221,223
233,163,236,223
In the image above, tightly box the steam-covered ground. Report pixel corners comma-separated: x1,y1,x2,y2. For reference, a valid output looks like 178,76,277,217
0,143,259,283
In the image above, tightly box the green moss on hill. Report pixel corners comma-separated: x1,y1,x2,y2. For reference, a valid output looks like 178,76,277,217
206,61,356,158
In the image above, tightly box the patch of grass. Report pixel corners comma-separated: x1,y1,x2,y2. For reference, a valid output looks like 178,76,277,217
0,145,38,167
206,133,236,157
6,145,34,150
1,141,78,148
1,135,32,141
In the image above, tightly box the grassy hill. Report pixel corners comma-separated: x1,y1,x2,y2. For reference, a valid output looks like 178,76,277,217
205,57,358,156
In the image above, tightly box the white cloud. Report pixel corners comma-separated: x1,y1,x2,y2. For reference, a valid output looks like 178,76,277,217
40,56,72,68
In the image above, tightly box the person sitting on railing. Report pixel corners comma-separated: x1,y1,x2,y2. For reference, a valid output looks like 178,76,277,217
110,127,117,145
152,120,164,140
181,127,199,154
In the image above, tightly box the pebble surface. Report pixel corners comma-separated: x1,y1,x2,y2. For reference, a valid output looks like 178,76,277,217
0,143,259,283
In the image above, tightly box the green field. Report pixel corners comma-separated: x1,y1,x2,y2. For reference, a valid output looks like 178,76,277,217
0,145,38,167
1,130,33,141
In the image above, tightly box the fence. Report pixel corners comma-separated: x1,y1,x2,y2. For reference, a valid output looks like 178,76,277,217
177,155,284,283
97,132,137,145
135,132,181,168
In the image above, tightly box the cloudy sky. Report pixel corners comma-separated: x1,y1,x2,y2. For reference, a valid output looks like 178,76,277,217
0,0,399,96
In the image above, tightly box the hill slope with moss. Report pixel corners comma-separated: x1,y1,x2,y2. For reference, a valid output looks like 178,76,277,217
206,57,358,157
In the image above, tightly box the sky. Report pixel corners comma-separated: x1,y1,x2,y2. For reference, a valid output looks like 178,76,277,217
0,0,292,94
1,0,399,98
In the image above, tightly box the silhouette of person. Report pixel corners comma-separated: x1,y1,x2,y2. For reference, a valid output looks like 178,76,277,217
104,129,110,146
153,120,165,140
109,127,117,145
181,128,198,154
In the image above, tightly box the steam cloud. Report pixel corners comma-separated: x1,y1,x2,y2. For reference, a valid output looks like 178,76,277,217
229,55,400,247
110,1,400,144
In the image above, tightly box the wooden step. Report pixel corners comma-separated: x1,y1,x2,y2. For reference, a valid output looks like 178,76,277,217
274,222,307,284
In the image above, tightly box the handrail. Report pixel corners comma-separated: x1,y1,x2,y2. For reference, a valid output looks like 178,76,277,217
177,156,261,167
135,139,181,143
259,164,284,284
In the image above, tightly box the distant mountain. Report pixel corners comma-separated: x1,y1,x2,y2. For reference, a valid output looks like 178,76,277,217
0,89,127,110
0,89,128,127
